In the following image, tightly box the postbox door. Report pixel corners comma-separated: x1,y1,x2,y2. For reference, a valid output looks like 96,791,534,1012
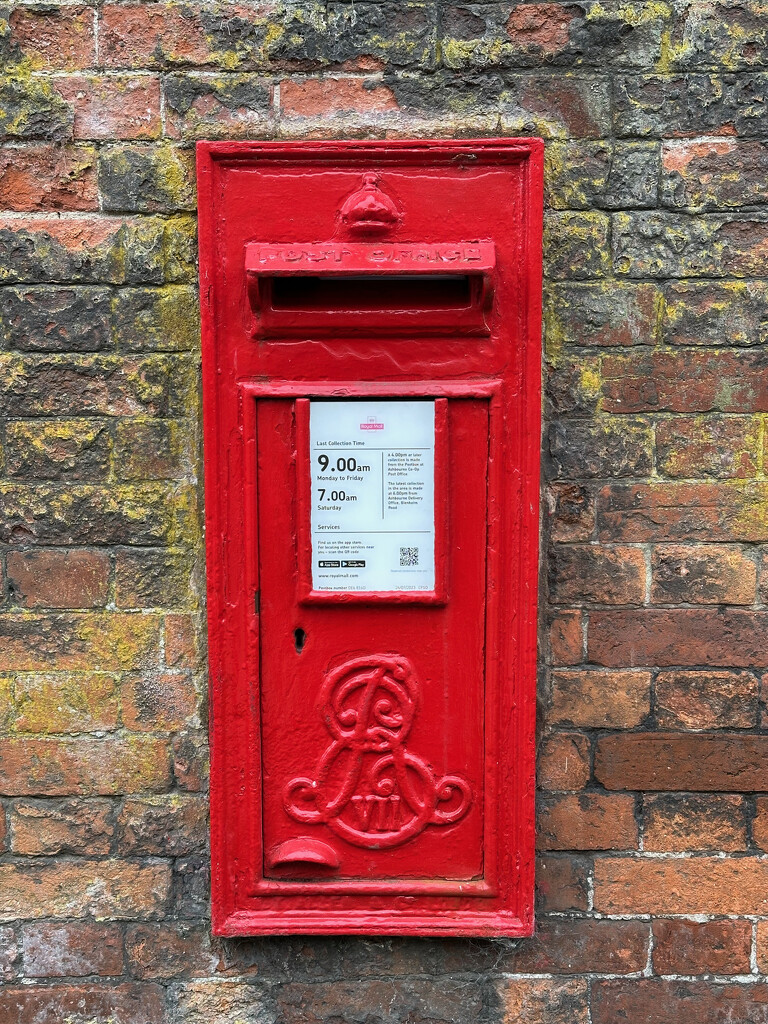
257,395,488,883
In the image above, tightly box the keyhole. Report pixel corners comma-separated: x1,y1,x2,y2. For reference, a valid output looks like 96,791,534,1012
294,628,306,654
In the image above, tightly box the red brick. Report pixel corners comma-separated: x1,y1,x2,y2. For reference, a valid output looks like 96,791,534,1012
652,919,751,975
0,984,164,1024
598,481,768,543
594,856,768,915
650,544,756,604
0,925,18,980
9,6,95,71
22,921,123,977
9,797,113,855
0,804,6,853
662,280,768,348
538,733,590,791
755,921,768,971
602,350,768,413
497,978,589,1024
280,78,399,117
656,670,758,730
172,731,209,792
643,793,747,852
593,980,768,1024
590,609,768,668
550,670,651,728
548,544,646,605
548,610,584,665
535,855,590,913
662,139,768,209
117,794,206,856
0,737,171,795
125,923,217,980
656,415,759,479
7,549,110,609
165,613,199,669
504,4,578,54
0,860,170,920
122,671,198,731
596,733,768,791
538,793,638,851
100,3,212,68
547,282,660,348
547,483,595,542
54,76,162,140
505,918,649,974
748,796,768,851
0,144,97,212
0,613,160,672
13,672,119,733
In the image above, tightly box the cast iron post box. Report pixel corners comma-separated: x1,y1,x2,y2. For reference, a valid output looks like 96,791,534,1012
198,139,543,936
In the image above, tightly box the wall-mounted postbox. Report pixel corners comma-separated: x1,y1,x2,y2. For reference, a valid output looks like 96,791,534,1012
198,139,543,937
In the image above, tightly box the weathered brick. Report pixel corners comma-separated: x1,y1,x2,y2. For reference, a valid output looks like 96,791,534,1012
114,419,193,480
0,484,192,547
0,925,18,980
546,355,603,417
650,544,757,604
122,671,199,732
172,731,209,792
602,350,768,414
276,978,484,1024
9,797,114,855
749,796,768,851
111,286,200,352
8,549,110,608
280,77,399,120
13,672,118,733
545,282,660,349
614,212,768,279
544,212,611,280
164,73,273,140
503,918,649,975
665,3,768,72
99,143,196,214
538,732,590,791
656,670,759,730
9,5,95,71
548,610,584,665
497,977,589,1024
547,483,595,543
117,794,207,856
546,418,653,479
115,548,194,609
754,920,768,972
22,921,123,977
590,609,768,668
595,733,768,791
662,280,768,347
497,74,611,138
656,415,760,479
54,75,162,140
0,74,73,142
171,852,209,918
6,420,111,480
165,613,199,669
538,793,638,851
126,923,217,980
597,482,768,543
0,736,171,795
0,612,160,671
170,981,277,1024
535,854,590,912
0,286,112,352
662,139,768,210
0,861,170,920
593,980,768,1024
0,143,97,212
548,544,645,605
0,214,196,286
99,2,221,69
550,670,651,728
614,73,768,138
546,140,659,210
594,856,768,915
642,794,747,852
652,918,752,976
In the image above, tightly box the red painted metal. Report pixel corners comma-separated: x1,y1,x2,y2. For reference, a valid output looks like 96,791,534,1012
197,139,543,937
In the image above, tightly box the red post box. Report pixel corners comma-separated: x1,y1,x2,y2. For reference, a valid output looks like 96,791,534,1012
197,139,543,937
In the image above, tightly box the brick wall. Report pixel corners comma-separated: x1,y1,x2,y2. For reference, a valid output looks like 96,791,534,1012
1,1,768,1022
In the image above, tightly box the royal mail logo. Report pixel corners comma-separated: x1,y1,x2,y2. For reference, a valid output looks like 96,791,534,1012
360,416,384,430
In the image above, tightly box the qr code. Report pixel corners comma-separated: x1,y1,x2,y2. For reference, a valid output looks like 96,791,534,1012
400,546,419,567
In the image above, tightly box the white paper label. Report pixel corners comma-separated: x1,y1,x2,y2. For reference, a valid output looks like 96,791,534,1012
310,400,435,592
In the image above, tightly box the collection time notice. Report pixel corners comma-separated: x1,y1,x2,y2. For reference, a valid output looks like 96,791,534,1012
309,400,436,592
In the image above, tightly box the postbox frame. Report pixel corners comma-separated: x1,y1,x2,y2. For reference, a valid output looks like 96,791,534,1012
198,139,543,937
